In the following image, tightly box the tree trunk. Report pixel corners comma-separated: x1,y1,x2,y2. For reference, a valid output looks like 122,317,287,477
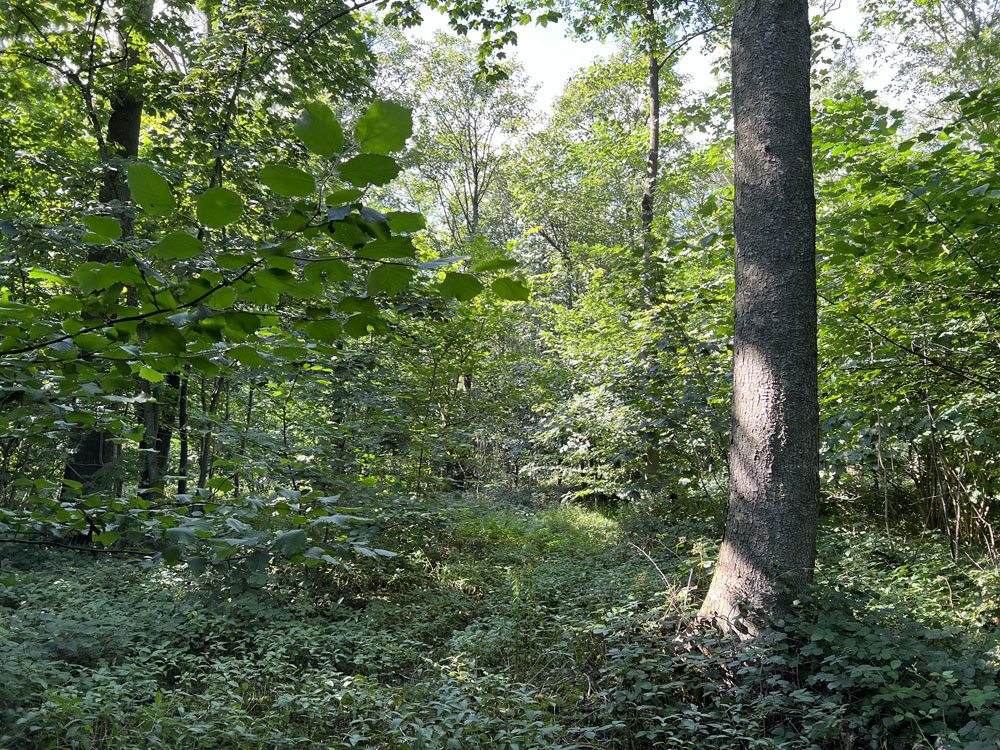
65,0,155,493
234,381,254,495
640,0,660,293
139,373,180,499
198,376,225,490
698,0,819,636
177,366,190,495
640,0,663,481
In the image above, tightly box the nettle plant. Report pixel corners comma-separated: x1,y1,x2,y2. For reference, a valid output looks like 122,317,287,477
0,100,529,571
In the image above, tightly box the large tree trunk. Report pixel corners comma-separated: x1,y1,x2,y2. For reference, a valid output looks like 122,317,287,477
698,0,818,636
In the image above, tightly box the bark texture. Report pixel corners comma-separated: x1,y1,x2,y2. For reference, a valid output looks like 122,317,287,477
698,0,819,635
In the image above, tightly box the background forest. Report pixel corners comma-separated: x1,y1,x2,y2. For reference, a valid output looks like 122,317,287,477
1,0,1000,747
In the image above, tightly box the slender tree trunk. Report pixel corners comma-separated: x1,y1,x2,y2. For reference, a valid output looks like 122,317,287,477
698,0,819,636
235,382,254,495
640,0,660,290
198,376,225,490
640,0,664,482
177,366,190,495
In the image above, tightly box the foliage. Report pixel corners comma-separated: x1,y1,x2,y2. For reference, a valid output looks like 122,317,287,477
3,496,998,748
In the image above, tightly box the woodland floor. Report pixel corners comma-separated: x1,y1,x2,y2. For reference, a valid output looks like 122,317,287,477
2,492,1000,749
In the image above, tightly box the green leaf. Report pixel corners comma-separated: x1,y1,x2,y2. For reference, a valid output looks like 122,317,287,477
197,187,244,228
337,296,377,315
439,272,484,301
73,332,110,351
367,264,415,296
206,285,236,309
273,209,312,232
259,164,316,197
229,345,267,367
385,211,426,233
255,268,297,292
146,324,187,355
29,268,69,286
94,531,120,547
48,294,81,313
139,365,164,383
305,259,353,283
355,237,416,260
304,319,342,343
150,232,204,260
419,255,469,269
473,257,518,272
274,529,308,557
339,154,400,187
295,102,344,157
222,312,261,340
355,100,413,154
128,163,175,216
491,276,530,301
82,215,122,241
343,314,388,337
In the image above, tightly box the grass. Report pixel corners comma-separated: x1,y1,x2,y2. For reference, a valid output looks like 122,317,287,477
2,493,999,748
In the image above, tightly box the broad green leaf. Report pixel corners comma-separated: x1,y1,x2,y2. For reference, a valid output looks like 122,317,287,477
29,268,69,286
255,268,297,292
229,345,268,367
326,188,364,204
197,187,244,228
419,255,469,270
146,324,187,355
82,215,122,241
128,163,175,216
139,365,164,383
355,100,413,154
473,257,518,272
206,285,236,309
48,294,81,313
343,313,388,337
304,319,342,343
94,531,120,547
259,164,316,197
73,332,110,351
305,259,353,283
367,263,415,296
273,209,312,232
339,154,400,187
295,102,343,157
328,219,369,248
385,211,426,233
440,272,484,301
151,232,204,260
491,276,530,301
355,237,416,260
337,296,377,314
222,312,261,340
274,528,308,557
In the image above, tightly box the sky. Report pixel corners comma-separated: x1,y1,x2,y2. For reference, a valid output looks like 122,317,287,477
408,0,899,113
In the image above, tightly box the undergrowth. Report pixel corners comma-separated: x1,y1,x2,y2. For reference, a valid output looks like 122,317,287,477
1,493,998,748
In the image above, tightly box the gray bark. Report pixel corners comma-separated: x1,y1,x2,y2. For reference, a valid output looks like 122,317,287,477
698,0,819,635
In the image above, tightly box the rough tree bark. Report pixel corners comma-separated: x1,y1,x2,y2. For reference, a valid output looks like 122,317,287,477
698,0,819,635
